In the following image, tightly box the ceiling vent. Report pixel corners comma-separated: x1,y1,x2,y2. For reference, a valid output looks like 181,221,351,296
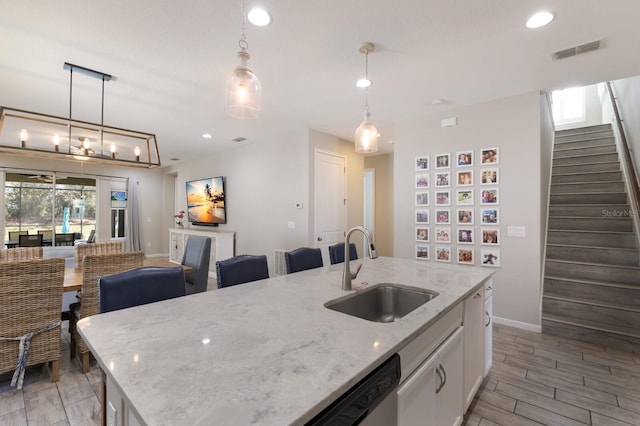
232,137,247,143
552,39,604,61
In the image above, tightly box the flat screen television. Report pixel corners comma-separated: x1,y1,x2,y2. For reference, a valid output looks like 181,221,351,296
186,176,226,226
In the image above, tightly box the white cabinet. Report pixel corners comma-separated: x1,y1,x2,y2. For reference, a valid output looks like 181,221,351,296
484,279,494,377
397,327,464,426
168,228,235,278
463,286,485,412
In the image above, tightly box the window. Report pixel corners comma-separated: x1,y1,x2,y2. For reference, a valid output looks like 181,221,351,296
552,87,586,125
4,173,96,242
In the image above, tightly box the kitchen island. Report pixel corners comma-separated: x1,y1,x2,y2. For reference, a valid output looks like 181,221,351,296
78,257,493,425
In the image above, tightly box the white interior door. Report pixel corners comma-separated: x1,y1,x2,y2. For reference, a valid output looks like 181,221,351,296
314,150,346,255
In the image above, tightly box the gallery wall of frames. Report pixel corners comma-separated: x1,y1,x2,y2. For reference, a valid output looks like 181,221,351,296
414,147,500,267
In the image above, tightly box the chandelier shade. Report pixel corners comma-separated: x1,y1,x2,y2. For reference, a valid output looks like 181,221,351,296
355,109,379,153
0,107,160,168
225,51,262,119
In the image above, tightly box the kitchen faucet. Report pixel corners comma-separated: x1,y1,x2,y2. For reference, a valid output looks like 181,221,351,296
342,226,378,291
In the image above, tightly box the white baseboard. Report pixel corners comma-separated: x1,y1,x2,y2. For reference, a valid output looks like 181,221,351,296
493,316,541,333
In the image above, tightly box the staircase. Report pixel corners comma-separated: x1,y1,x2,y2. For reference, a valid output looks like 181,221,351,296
543,123,640,354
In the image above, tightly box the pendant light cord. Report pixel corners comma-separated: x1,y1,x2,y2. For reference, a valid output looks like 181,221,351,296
363,50,370,114
239,0,248,51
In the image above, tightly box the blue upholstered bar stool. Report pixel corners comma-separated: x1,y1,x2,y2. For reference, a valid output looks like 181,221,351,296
284,247,323,274
216,255,269,289
328,242,358,265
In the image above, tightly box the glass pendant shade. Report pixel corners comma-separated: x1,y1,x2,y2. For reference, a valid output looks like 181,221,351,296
355,110,379,153
225,50,261,119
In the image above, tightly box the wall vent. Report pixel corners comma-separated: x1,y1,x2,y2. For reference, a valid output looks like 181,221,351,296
552,39,603,61
274,249,287,275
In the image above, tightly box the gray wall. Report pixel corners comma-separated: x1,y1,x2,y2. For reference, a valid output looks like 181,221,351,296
393,91,544,329
364,153,394,256
612,76,640,185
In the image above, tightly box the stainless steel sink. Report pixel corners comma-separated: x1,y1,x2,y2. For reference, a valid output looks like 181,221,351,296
325,283,439,323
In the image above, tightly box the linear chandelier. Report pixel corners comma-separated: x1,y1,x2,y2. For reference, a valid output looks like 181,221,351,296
0,63,160,168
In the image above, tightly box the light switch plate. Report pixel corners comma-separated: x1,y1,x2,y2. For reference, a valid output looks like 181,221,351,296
507,226,526,237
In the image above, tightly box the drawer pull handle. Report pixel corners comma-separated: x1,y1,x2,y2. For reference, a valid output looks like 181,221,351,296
486,311,491,327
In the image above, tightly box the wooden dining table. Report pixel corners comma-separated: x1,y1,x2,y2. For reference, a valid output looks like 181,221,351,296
63,258,192,292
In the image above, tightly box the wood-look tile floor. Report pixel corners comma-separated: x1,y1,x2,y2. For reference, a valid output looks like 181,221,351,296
1,322,639,425
464,324,640,426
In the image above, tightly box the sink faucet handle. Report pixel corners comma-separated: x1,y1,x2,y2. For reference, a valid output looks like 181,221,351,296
351,263,363,280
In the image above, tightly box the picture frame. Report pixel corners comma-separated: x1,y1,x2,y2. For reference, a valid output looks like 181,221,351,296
456,189,473,206
416,191,430,206
416,173,430,189
481,228,500,245
415,156,429,171
435,246,451,263
435,172,450,188
481,147,499,165
416,209,430,224
457,228,474,244
457,170,473,186
435,227,451,243
480,168,499,185
435,190,450,206
456,150,473,167
457,208,473,224
435,209,450,225
416,227,429,242
480,188,499,205
416,245,430,260
435,153,450,169
481,248,501,267
480,208,500,225
457,247,474,265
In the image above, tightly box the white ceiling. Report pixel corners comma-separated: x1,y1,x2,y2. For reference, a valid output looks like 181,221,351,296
1,0,640,164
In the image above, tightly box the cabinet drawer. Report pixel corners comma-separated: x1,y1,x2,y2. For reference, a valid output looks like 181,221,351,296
398,303,462,382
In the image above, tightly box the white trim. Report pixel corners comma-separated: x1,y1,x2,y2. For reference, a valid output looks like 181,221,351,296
493,316,541,333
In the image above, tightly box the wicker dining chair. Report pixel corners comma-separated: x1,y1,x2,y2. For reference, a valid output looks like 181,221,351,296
70,251,144,373
0,258,65,388
74,241,124,271
0,246,43,261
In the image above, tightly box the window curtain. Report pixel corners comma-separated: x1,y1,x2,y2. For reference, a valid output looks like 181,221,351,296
126,178,142,251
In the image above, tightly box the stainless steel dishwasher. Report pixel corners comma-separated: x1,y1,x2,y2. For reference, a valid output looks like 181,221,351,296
307,354,401,425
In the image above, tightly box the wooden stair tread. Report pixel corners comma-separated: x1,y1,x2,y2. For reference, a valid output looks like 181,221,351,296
546,242,638,251
545,258,640,270
541,314,640,339
544,275,640,290
543,294,640,313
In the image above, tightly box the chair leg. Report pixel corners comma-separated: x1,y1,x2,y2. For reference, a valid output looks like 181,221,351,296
70,332,76,359
51,360,60,382
81,352,90,374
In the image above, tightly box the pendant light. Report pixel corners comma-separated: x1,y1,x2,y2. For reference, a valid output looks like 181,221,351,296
225,0,261,119
355,42,378,154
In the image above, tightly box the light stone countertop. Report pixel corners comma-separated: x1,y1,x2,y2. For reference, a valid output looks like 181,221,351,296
78,256,494,425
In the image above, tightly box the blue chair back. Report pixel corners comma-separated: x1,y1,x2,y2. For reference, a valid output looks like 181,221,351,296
181,235,211,295
216,255,269,289
99,266,186,313
285,247,323,274
328,242,358,265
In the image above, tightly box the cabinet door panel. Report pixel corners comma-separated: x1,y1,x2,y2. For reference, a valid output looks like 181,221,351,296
463,288,485,411
437,327,464,426
396,347,438,426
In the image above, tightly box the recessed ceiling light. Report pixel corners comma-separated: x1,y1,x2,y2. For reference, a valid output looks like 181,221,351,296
356,78,372,88
526,11,555,29
248,8,271,26
202,133,212,139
